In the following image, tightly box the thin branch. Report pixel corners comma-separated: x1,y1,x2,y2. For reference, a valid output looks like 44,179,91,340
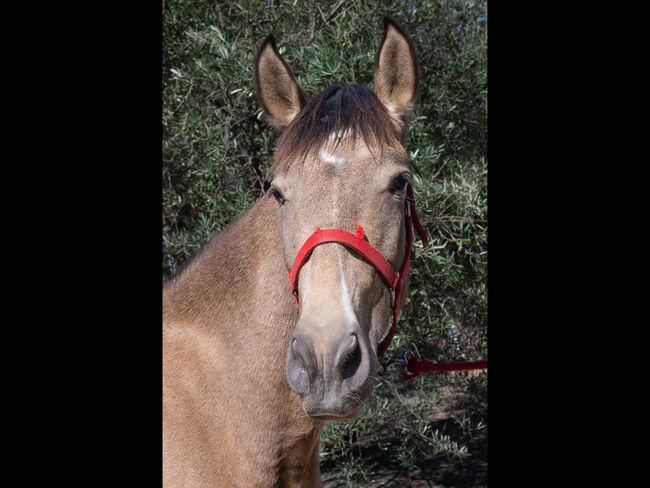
167,82,194,120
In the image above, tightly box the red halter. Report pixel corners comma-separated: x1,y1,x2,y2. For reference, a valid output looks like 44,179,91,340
287,184,428,358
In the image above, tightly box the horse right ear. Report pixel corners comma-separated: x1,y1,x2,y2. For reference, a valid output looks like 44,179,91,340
374,17,420,136
255,36,307,129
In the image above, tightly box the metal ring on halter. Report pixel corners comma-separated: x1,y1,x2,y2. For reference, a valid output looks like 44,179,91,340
392,349,415,375
402,349,415,376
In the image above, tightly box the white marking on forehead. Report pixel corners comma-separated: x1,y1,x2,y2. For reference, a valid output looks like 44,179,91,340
319,129,352,166
320,149,346,165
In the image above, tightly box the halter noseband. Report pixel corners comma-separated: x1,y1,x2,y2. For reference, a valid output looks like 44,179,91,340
287,184,428,358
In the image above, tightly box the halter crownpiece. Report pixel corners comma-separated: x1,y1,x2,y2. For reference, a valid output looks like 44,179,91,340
287,184,428,358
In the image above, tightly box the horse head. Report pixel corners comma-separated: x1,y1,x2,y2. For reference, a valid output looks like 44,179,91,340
255,18,420,420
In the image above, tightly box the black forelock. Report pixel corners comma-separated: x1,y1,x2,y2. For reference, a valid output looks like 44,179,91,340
273,84,399,170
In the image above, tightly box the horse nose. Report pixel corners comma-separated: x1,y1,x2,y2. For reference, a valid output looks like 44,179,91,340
285,330,370,400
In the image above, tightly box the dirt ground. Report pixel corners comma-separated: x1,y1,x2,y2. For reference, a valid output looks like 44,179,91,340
321,380,487,487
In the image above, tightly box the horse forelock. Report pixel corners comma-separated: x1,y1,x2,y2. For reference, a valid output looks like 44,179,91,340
273,84,400,173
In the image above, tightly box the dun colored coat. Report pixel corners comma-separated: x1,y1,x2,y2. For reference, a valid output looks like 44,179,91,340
163,17,420,488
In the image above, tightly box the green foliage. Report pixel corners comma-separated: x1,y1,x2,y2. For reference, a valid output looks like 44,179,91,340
163,0,486,484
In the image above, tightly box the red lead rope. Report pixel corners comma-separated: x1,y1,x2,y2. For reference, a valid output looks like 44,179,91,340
287,184,487,380
403,358,488,381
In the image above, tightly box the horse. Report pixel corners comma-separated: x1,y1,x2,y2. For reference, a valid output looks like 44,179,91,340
163,17,421,487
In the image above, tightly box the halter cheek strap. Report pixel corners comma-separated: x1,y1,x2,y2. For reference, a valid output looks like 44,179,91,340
287,184,428,359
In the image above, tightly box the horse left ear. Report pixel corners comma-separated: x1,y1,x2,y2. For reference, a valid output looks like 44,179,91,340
374,17,420,135
255,35,307,129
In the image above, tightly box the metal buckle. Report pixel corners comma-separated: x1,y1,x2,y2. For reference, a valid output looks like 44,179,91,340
396,349,415,376
380,349,415,375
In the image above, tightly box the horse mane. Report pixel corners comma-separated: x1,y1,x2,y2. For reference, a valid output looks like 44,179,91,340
273,84,400,171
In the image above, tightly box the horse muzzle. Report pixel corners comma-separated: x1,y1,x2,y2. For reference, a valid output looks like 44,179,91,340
285,319,377,419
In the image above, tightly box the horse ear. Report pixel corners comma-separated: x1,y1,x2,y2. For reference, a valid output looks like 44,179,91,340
374,17,420,134
255,35,307,129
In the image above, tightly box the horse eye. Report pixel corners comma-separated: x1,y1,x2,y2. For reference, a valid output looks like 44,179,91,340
389,174,411,194
268,186,286,206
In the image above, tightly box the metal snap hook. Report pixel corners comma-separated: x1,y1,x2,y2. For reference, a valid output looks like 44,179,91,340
395,349,415,376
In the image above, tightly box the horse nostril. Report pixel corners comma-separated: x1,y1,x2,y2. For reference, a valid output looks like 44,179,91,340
287,336,311,394
292,337,309,368
336,334,362,381
291,337,309,367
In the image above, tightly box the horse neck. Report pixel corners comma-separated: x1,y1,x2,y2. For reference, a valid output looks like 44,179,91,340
164,196,323,478
164,195,297,344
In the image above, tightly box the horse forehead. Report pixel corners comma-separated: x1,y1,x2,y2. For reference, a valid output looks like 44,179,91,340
287,131,406,191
